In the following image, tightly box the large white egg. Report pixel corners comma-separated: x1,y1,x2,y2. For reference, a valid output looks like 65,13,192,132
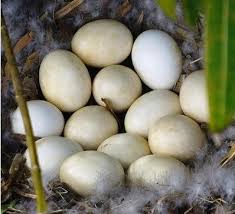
39,49,91,112
11,100,64,137
149,115,206,161
64,105,118,150
180,70,209,123
97,133,150,169
132,30,182,89
124,90,182,138
93,65,142,112
71,19,133,67
127,155,189,190
60,151,124,196
25,136,83,184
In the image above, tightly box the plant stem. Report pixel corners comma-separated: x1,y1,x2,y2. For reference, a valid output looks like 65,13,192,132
1,14,47,213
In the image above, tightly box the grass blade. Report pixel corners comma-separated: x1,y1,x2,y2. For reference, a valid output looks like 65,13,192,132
205,0,235,132
157,0,176,20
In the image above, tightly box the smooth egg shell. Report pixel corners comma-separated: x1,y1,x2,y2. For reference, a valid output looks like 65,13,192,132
71,19,133,67
11,100,64,137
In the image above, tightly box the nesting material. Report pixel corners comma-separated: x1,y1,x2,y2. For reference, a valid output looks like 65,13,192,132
64,105,118,150
93,65,142,112
125,90,182,138
25,136,83,184
39,49,91,112
149,115,206,161
11,100,64,137
60,151,125,196
71,19,133,67
98,133,151,168
132,30,182,89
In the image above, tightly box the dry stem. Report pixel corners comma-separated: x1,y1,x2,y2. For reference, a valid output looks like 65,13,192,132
1,14,47,213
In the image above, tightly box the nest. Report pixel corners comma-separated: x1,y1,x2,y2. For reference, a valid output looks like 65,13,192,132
1,0,235,213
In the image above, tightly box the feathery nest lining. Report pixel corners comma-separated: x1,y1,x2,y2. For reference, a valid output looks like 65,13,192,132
1,0,235,213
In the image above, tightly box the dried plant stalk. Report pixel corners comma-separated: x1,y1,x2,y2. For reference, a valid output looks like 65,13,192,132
1,14,47,213
13,31,33,54
55,0,84,20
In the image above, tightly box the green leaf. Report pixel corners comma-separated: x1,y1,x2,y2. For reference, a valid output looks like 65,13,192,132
182,0,203,26
1,201,16,214
157,0,176,20
205,0,235,132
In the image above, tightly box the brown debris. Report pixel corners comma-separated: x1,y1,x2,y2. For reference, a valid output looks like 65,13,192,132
55,0,84,20
13,32,34,55
117,0,132,17
220,143,235,167
23,51,39,72
136,11,144,25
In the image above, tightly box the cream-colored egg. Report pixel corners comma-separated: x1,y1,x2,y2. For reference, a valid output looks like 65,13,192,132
97,133,150,168
93,65,142,112
127,155,189,190
132,30,182,89
11,100,64,137
180,70,209,123
71,19,133,67
64,105,118,150
25,136,83,184
124,90,182,138
149,115,206,161
60,151,124,196
39,49,91,112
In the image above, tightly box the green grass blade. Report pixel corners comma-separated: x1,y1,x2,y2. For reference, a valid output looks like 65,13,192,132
182,0,203,26
157,0,176,20
205,0,235,132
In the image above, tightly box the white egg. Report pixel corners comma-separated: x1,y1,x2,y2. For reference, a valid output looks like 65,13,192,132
71,19,133,67
180,70,209,123
132,30,182,89
39,49,91,112
60,151,124,196
125,90,182,138
127,155,189,190
64,105,118,150
11,100,64,137
25,136,83,184
149,115,206,161
98,133,150,169
93,65,142,112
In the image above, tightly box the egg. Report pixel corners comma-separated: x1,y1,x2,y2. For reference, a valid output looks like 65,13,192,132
11,100,64,137
180,70,209,123
71,19,133,67
127,155,189,190
97,133,150,168
39,49,91,112
149,115,206,161
93,65,142,112
25,136,83,184
125,90,182,138
64,105,118,150
132,30,182,89
60,151,124,196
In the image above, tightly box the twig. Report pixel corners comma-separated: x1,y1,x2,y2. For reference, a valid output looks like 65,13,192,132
220,143,235,167
13,32,34,54
1,14,47,214
14,187,37,199
117,0,132,17
136,11,144,25
55,0,84,20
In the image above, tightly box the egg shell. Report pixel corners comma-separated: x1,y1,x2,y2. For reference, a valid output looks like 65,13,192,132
149,115,206,161
98,133,151,168
132,30,182,89
25,136,83,184
180,70,209,123
64,105,118,150
11,100,64,137
60,151,124,196
93,65,142,112
39,49,91,112
127,155,189,190
125,90,182,138
71,19,133,67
